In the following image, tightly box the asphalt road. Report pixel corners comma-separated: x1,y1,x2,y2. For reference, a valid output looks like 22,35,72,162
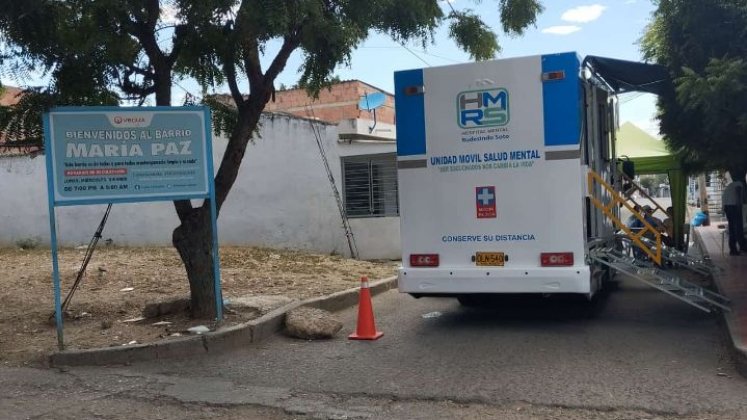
2,274,747,419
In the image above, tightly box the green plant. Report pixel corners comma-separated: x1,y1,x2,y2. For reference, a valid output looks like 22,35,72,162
15,237,40,250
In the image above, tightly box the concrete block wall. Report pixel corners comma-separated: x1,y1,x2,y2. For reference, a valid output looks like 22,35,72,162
264,80,395,126
0,112,401,260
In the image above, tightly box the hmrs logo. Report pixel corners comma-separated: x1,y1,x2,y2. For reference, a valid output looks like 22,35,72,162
457,88,509,128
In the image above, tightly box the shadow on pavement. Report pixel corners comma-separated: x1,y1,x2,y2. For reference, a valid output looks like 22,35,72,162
428,288,613,327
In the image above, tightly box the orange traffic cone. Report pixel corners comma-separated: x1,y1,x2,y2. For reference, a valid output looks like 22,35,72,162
348,276,383,340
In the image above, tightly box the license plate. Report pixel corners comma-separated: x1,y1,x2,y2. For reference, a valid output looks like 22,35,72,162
475,252,505,266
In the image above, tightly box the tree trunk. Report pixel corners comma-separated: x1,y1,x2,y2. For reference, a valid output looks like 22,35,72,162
168,54,277,318
149,59,219,317
172,207,217,318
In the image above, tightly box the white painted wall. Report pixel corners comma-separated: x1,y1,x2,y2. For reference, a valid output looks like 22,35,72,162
336,138,401,260
335,139,396,157
337,118,396,140
0,113,401,260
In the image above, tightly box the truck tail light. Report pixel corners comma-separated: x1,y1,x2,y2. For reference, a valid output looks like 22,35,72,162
542,70,566,81
410,254,440,267
540,252,574,267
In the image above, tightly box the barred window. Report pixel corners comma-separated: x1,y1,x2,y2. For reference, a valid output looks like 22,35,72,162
342,153,399,217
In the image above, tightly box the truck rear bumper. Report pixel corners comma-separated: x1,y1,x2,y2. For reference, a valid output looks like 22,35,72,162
398,266,591,294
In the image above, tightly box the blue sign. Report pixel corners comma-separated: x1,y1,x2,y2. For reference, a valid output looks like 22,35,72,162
44,107,212,205
43,106,222,349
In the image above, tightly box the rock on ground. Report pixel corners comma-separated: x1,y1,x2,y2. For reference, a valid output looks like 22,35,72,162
142,298,190,318
187,325,210,335
284,307,342,340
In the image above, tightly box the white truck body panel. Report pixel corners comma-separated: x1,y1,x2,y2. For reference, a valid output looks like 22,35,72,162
394,52,600,295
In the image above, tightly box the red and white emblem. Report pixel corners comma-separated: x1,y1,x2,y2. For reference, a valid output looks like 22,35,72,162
476,186,496,219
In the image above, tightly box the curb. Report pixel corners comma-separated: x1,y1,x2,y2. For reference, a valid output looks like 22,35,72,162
692,230,747,378
49,276,398,367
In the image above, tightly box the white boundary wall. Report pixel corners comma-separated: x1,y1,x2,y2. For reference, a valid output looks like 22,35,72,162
0,113,400,260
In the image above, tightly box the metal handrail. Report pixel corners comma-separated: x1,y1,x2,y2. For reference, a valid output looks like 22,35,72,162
587,170,662,265
620,172,668,217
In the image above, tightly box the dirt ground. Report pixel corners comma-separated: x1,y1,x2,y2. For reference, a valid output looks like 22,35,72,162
0,245,398,365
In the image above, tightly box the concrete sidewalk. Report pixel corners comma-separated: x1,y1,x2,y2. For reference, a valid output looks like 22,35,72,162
50,277,398,366
693,223,747,374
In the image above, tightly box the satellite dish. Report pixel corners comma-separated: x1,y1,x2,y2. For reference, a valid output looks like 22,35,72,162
358,92,387,111
358,92,388,134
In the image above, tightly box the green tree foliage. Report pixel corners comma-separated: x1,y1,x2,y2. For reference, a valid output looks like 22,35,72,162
638,173,669,192
638,175,655,192
641,0,747,173
1,0,543,317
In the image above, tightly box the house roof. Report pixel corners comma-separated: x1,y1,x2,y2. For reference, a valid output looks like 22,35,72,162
276,79,394,97
0,86,42,156
0,86,23,106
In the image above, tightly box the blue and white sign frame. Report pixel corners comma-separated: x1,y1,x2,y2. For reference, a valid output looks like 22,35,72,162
43,106,223,349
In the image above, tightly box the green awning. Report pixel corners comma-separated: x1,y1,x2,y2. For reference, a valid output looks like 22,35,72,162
616,122,669,159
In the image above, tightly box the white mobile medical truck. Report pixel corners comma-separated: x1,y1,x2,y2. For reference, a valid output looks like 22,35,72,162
393,52,618,304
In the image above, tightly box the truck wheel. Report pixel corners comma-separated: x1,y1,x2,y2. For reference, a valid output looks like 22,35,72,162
457,295,484,307
572,293,604,319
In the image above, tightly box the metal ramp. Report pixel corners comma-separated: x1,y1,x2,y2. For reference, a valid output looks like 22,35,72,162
638,236,718,277
586,170,730,313
589,239,730,313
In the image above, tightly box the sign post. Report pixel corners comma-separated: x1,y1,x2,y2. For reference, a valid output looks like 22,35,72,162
43,106,222,349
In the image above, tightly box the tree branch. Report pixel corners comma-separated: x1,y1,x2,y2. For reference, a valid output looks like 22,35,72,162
126,0,164,75
211,110,260,214
241,40,263,95
144,0,160,33
224,58,245,109
219,35,244,108
264,34,301,89
231,1,263,94
167,24,187,68
126,64,154,77
174,199,193,221
120,84,157,99
210,30,303,214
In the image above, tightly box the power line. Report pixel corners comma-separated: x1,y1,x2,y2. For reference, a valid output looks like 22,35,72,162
619,92,646,105
445,0,457,14
173,80,203,104
361,46,461,63
417,51,461,63
397,42,431,66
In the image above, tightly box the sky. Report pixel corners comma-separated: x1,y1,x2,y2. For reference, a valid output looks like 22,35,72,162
268,0,659,137
2,0,661,137
210,0,661,138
